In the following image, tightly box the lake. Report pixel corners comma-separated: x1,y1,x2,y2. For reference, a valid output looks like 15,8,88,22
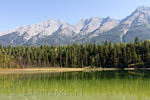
0,70,150,100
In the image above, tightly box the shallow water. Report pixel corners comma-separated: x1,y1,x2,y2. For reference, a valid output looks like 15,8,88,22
0,70,150,100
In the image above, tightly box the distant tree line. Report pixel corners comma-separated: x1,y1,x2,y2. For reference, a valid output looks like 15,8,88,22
0,37,150,68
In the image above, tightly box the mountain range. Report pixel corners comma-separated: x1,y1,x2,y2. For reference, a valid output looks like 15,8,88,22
1,6,150,46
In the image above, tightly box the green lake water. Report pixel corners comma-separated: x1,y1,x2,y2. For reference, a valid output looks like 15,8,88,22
0,70,150,100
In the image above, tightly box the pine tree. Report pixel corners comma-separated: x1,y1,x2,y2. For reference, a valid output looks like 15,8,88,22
135,36,140,45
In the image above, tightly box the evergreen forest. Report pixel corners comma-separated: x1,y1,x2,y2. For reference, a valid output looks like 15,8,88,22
0,37,149,68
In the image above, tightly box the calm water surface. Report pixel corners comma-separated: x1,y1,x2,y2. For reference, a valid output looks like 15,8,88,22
0,70,150,100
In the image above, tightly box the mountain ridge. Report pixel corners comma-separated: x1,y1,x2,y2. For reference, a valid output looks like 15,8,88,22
1,6,150,46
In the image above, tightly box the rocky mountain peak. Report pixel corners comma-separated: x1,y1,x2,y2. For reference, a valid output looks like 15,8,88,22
136,6,150,12
120,6,150,26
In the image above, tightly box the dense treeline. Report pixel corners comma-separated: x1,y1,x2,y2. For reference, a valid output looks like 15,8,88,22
0,37,150,68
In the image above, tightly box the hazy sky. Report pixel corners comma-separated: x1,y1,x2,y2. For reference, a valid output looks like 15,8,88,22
0,0,150,32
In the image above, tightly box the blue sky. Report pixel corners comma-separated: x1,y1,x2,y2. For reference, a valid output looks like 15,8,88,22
0,0,150,32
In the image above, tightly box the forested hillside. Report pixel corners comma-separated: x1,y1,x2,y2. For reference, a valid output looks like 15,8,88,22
0,37,150,68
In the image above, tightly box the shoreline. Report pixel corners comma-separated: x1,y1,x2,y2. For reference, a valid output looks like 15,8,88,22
0,67,149,74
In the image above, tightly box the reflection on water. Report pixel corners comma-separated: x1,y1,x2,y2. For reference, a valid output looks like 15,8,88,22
0,70,150,100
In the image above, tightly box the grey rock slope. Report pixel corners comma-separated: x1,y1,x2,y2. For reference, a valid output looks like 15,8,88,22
0,6,150,46
90,6,150,44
